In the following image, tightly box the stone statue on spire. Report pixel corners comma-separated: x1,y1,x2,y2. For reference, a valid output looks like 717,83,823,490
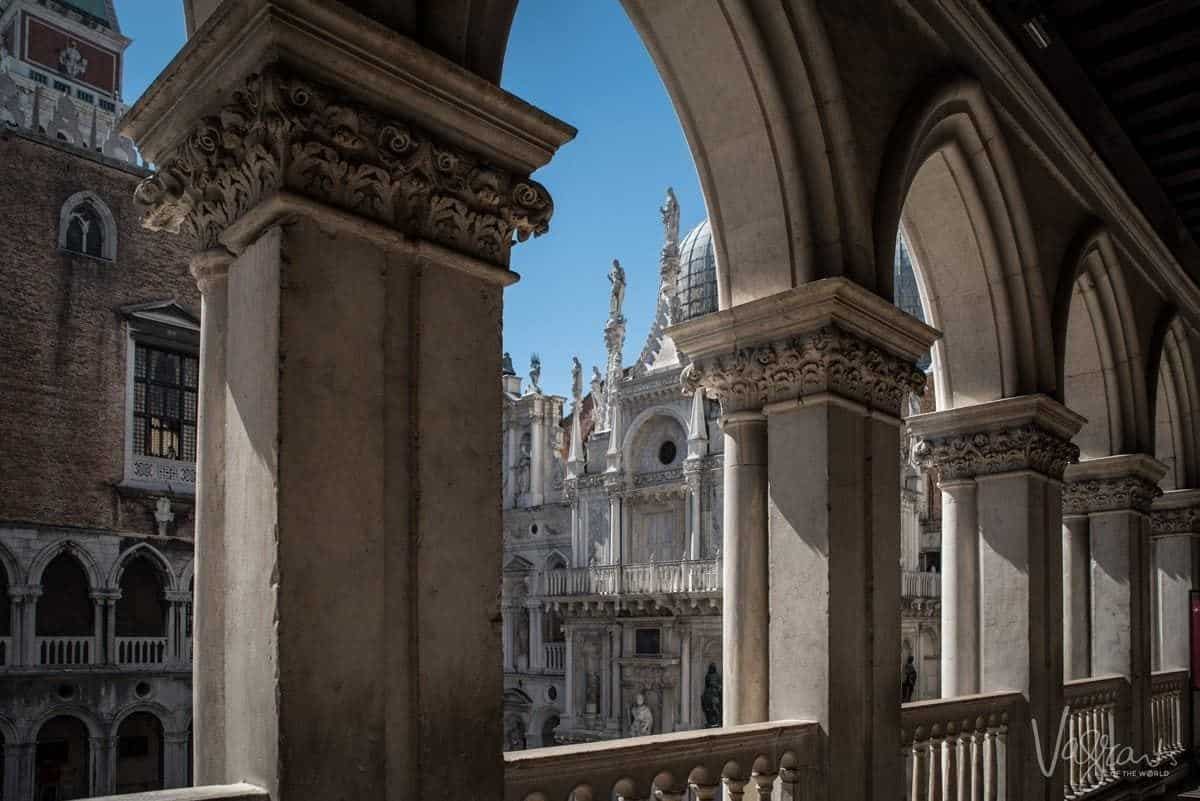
608,259,626,320
571,356,583,405
529,353,542,395
660,187,680,255
659,187,682,326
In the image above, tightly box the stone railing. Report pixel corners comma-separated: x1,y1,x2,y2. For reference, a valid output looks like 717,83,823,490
544,642,565,673
504,719,820,801
902,691,1024,801
1150,669,1187,763
1063,674,1127,798
80,782,267,801
39,635,95,666
902,570,941,598
540,560,721,598
0,636,10,666
116,636,169,666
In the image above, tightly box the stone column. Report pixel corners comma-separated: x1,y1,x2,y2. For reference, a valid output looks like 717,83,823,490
102,594,118,665
90,593,105,664
607,623,622,732
530,401,546,507
89,736,114,796
1063,454,1165,756
672,278,937,801
121,7,573,799
909,394,1085,801
10,586,38,666
528,601,544,672
2,741,24,801
937,478,980,696
684,464,703,562
501,604,518,673
716,409,767,725
163,732,191,789
563,627,577,721
503,421,517,510
678,627,692,730
12,742,33,801
1151,490,1200,671
1062,514,1091,680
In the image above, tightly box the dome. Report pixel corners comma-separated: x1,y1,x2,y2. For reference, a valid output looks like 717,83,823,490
675,219,718,322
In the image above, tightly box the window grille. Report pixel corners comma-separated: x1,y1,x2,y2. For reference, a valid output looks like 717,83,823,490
29,70,48,85
133,344,199,462
75,89,93,104
52,80,69,93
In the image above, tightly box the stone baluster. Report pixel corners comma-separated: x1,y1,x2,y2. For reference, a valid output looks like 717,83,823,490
120,5,573,798
673,278,936,799
1063,454,1165,757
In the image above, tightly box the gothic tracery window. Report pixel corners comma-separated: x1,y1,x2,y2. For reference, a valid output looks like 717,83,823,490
64,202,104,256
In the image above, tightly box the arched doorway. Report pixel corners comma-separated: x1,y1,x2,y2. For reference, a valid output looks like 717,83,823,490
115,557,168,665
36,554,94,665
35,716,90,801
114,712,164,793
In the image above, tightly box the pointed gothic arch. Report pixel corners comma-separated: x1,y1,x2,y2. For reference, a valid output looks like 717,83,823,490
58,190,117,261
28,539,102,590
875,76,1054,409
108,543,178,593
1150,313,1200,489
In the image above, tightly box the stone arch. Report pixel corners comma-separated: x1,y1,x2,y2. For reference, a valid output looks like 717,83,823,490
544,550,568,570
876,76,1053,409
0,713,17,744
0,538,20,587
108,544,177,593
58,190,117,261
28,539,102,591
621,405,689,473
619,0,866,305
177,558,195,594
112,707,167,794
110,702,177,737
33,707,104,740
1150,313,1200,489
527,704,562,748
1054,227,1151,459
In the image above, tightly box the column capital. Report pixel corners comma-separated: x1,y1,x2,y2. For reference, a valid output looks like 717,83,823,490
907,394,1084,480
1150,488,1200,535
189,248,234,294
8,585,41,600
670,278,936,416
1062,454,1166,514
122,2,574,263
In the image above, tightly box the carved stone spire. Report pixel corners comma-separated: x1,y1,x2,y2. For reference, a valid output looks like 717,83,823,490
687,385,709,459
605,393,623,474
601,260,627,431
660,187,681,326
567,408,584,478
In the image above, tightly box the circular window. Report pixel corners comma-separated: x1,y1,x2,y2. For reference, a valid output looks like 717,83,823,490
530,523,539,536
547,685,558,701
135,681,152,699
56,684,75,700
658,440,677,465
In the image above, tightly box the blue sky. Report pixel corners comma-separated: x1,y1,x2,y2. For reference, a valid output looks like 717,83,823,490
116,0,704,400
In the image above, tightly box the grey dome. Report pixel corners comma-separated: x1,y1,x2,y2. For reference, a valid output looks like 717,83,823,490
675,219,718,322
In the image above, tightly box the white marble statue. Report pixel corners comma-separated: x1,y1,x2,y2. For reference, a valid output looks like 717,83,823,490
154,496,174,537
608,259,626,319
571,356,583,404
629,692,653,736
529,353,542,394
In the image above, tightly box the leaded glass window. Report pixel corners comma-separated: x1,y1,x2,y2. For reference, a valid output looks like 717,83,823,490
133,344,198,462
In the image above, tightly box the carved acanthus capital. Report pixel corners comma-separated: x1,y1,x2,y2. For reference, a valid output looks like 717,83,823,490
1150,506,1200,535
1063,476,1162,515
679,326,925,416
135,66,555,262
911,424,1079,480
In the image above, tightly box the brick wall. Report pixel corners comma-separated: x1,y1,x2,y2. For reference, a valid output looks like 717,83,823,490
0,130,198,538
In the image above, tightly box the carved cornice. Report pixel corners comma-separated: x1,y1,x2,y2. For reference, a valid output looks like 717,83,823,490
912,424,1079,480
1063,476,1162,515
134,66,555,261
680,326,925,416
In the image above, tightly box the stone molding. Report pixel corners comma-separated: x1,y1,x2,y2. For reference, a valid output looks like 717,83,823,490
134,66,555,262
912,424,1079,480
680,325,925,415
1150,488,1200,535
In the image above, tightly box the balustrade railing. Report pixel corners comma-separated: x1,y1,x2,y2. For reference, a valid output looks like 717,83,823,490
1150,669,1187,763
902,691,1024,801
116,636,169,666
544,642,565,673
902,570,941,598
38,636,95,665
1063,675,1126,798
540,559,721,597
0,636,10,666
504,719,820,801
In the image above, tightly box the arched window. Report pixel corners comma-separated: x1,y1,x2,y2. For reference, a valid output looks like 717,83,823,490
36,716,91,801
114,712,164,794
116,556,167,638
37,553,92,637
58,191,116,260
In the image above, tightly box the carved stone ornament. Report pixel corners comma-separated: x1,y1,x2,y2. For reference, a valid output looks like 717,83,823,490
134,66,555,260
680,326,926,416
1150,506,1200,535
1063,476,1162,515
912,424,1079,481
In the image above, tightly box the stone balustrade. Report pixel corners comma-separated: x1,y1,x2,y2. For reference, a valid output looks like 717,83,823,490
503,719,820,801
1063,675,1126,798
540,560,721,598
544,642,565,674
1149,669,1187,762
80,783,267,801
38,635,95,665
901,691,1024,801
902,570,941,598
116,636,169,666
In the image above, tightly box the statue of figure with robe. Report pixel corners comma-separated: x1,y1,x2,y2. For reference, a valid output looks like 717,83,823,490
571,356,583,404
629,692,653,736
608,259,626,319
701,663,722,727
529,353,542,394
